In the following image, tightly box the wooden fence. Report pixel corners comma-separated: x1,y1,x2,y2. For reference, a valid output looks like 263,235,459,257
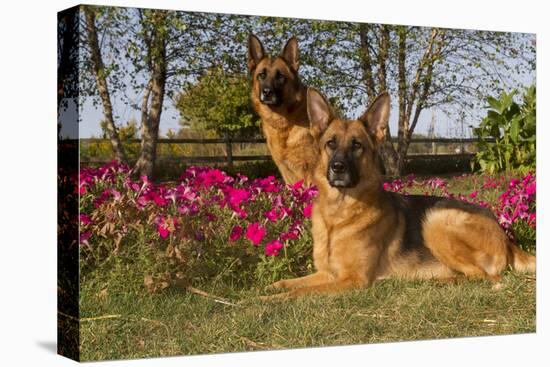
80,137,495,166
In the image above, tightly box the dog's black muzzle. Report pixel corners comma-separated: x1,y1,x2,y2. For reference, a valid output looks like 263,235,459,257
327,154,359,188
259,87,280,106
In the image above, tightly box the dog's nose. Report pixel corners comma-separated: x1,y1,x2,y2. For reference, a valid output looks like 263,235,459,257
262,88,273,97
330,161,346,173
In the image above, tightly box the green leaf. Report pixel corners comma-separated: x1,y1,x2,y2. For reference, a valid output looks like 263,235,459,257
487,96,501,111
510,116,520,144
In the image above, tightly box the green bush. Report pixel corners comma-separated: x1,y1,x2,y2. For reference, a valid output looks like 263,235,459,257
472,85,536,174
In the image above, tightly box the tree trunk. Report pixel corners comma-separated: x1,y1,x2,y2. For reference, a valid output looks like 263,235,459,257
359,23,376,102
377,25,389,92
378,134,401,176
369,25,402,176
84,8,127,162
134,11,168,179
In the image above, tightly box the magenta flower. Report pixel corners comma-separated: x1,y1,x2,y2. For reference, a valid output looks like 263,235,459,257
264,208,286,222
157,224,170,239
265,240,284,256
229,225,243,242
125,178,141,192
79,213,93,225
245,222,266,246
227,187,250,209
79,185,87,195
111,189,121,201
148,191,168,207
526,182,536,196
79,231,92,245
469,191,478,199
156,216,177,239
281,228,299,241
197,168,229,187
303,203,313,218
290,179,304,190
253,176,279,193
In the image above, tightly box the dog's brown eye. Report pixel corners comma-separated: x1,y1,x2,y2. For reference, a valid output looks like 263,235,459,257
276,71,285,82
326,139,336,149
258,70,266,80
352,141,362,150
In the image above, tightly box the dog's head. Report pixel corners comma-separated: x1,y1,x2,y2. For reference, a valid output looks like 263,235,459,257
307,88,390,189
247,34,302,107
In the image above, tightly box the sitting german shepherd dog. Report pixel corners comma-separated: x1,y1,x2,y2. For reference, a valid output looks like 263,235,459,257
266,88,536,299
248,34,317,185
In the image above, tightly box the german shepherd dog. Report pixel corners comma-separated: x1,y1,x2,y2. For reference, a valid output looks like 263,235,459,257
266,88,536,299
248,34,317,185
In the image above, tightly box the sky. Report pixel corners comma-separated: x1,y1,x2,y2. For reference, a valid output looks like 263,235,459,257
74,93,478,139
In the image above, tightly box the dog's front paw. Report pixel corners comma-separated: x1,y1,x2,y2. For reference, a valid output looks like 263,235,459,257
265,280,288,291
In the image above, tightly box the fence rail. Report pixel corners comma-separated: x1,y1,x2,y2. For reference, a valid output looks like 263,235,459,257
79,137,494,165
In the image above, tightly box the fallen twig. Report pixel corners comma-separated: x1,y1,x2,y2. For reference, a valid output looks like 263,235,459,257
57,312,122,322
186,285,239,307
240,336,267,349
80,314,122,322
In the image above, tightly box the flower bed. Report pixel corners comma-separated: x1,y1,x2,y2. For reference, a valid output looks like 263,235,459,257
78,161,536,287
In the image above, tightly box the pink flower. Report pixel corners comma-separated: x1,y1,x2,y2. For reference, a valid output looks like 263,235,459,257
79,231,92,245
157,225,170,239
227,187,250,209
245,222,266,246
178,203,200,216
265,240,284,257
498,212,513,228
528,213,536,227
303,203,313,218
156,216,177,239
79,213,92,225
526,182,536,196
79,185,87,195
148,191,168,206
111,189,121,201
290,179,304,190
229,225,243,242
469,191,478,199
234,207,248,219
197,168,229,187
253,176,279,193
281,228,299,241
93,189,112,208
264,208,286,222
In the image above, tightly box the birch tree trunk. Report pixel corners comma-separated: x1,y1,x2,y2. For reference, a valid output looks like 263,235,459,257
84,8,127,162
134,10,168,178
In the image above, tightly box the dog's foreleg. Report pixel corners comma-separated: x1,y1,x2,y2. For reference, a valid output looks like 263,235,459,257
266,271,334,291
261,276,367,300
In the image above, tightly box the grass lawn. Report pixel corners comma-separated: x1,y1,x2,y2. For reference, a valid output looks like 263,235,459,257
80,267,535,361
78,173,536,361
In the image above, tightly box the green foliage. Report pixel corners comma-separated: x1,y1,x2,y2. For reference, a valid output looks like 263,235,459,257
175,68,260,137
472,86,536,174
512,220,536,254
83,119,140,159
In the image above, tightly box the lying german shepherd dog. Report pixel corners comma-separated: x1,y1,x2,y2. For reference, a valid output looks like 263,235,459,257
266,88,536,299
248,34,317,185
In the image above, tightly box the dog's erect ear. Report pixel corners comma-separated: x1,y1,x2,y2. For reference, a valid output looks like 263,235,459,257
281,36,299,71
359,92,390,144
307,88,333,138
248,34,265,72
